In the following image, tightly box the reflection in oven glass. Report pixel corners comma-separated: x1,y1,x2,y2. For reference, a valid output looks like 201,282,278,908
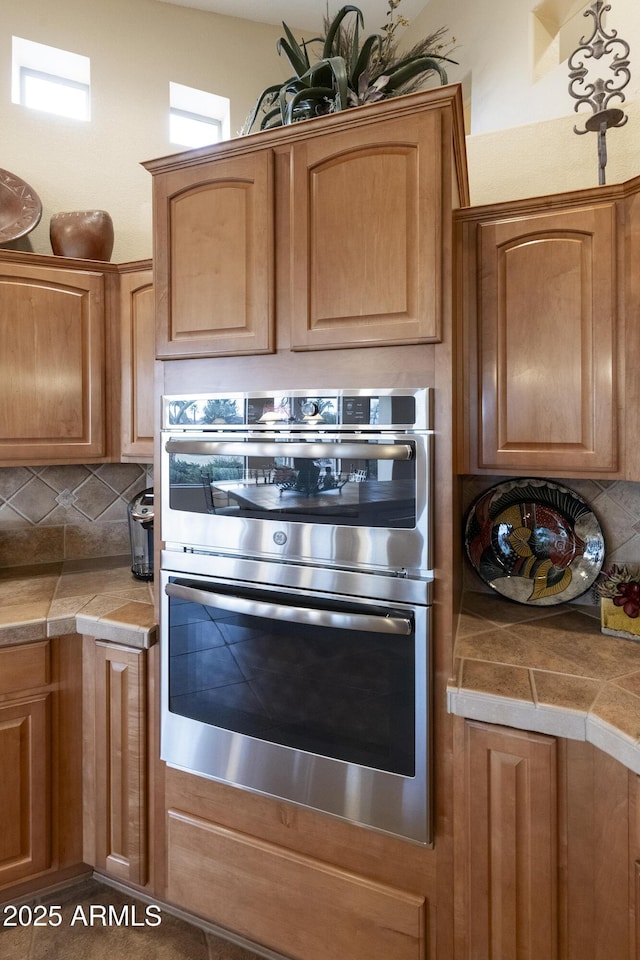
168,595,415,777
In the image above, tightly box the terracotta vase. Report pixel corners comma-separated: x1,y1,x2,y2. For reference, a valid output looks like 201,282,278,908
50,209,114,261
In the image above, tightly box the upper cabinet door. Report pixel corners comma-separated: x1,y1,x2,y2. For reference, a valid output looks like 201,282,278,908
154,150,274,359
290,110,444,351
470,202,618,474
0,261,106,463
120,266,154,461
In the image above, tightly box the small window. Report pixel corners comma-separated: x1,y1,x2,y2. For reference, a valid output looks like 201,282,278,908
12,37,90,121
20,68,90,120
169,82,230,148
170,108,221,148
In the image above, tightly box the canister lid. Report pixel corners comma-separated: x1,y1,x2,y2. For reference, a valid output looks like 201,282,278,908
129,488,154,523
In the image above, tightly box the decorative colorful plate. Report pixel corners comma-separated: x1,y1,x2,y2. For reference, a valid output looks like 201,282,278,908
464,479,605,605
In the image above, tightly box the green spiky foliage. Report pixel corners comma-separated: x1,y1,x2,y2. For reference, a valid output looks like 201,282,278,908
243,3,456,134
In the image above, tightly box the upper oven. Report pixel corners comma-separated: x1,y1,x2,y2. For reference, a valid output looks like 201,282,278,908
160,388,433,578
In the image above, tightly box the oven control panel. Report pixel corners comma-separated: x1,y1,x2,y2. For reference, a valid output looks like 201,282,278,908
163,388,432,432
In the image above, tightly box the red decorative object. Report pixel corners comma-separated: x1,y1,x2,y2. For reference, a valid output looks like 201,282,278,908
612,581,640,618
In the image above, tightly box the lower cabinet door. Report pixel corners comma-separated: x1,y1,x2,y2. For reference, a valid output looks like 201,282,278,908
0,695,51,885
563,739,632,960
83,640,147,885
457,720,558,960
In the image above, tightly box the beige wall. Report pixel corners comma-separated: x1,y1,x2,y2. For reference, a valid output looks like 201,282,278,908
1,0,290,261
3,0,639,255
405,0,640,203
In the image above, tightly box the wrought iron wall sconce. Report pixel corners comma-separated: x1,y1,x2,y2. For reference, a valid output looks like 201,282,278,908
568,0,631,185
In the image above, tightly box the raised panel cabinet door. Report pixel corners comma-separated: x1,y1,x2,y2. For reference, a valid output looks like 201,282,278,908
0,260,105,462
154,150,274,358
120,266,154,460
0,694,51,885
83,640,147,885
561,740,631,960
290,108,443,350
459,720,558,960
476,203,617,473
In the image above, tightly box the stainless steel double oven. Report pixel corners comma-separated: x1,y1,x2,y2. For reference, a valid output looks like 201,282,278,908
160,388,434,844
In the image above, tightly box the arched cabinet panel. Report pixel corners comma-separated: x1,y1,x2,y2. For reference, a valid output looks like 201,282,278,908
456,199,619,476
290,109,443,350
153,150,275,358
0,263,106,462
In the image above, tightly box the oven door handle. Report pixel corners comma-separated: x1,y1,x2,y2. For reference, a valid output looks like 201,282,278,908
165,582,413,636
164,439,414,461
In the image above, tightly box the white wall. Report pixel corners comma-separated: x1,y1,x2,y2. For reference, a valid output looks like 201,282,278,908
1,0,290,260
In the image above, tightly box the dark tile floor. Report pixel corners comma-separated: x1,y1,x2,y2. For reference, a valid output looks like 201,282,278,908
0,878,273,960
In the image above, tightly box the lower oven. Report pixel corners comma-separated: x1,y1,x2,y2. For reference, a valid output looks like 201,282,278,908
160,549,432,845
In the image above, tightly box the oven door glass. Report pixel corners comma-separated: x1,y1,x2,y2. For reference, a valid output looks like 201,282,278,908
164,435,418,529
165,576,416,776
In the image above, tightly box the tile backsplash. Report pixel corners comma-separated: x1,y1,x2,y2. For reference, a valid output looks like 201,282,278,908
462,476,640,606
2,467,637,590
0,464,151,567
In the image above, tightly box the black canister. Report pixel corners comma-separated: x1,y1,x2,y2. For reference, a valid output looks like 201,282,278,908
127,487,154,581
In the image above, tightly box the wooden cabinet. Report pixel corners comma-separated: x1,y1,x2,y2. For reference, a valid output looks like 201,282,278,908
454,718,636,960
0,255,108,464
165,805,426,960
289,106,447,350
562,739,632,960
160,757,443,960
144,86,469,360
0,696,51,881
151,149,275,359
0,251,157,467
0,646,52,886
455,192,621,476
622,175,640,481
119,261,155,460
0,637,83,894
455,720,558,959
83,639,147,886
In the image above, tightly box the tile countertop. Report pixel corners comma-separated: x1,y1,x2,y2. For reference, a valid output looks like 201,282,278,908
448,591,640,776
0,555,156,649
